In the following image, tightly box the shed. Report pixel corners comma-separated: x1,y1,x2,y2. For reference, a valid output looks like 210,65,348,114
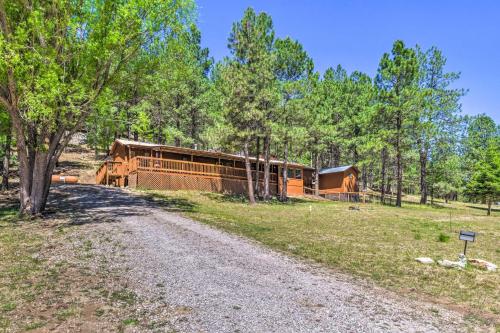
318,165,359,194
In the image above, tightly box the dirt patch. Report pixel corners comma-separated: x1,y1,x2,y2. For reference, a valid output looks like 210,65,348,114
0,214,156,332
54,144,105,185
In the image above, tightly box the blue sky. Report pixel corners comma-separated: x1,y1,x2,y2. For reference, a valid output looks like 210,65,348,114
196,0,500,123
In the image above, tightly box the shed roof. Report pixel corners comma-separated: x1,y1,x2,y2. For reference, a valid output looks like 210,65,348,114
319,165,358,175
112,139,314,170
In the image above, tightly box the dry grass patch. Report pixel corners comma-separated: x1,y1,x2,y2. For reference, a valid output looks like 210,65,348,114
0,207,143,332
144,190,499,325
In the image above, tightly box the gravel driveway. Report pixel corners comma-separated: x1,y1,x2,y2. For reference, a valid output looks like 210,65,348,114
49,185,467,332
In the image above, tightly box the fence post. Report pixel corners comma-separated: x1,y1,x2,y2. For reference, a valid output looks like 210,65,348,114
105,162,109,186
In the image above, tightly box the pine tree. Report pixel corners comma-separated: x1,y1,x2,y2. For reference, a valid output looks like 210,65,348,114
375,41,420,207
220,8,277,204
274,37,313,200
415,46,464,204
465,141,500,215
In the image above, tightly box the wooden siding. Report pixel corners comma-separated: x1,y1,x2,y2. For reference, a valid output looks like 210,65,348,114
97,140,312,196
319,167,358,194
278,178,304,196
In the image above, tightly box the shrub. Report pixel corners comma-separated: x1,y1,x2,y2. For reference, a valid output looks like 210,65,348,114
438,233,450,242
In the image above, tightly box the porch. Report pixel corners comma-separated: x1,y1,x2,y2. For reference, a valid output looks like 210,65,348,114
96,156,279,194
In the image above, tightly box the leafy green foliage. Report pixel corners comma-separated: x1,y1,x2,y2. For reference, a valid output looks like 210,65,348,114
0,0,196,213
1,3,496,210
465,141,500,215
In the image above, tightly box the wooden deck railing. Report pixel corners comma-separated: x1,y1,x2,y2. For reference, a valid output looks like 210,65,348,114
95,161,125,185
129,156,278,183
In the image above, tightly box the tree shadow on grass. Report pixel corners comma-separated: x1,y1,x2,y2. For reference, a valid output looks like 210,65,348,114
46,184,198,226
141,191,199,213
465,205,499,214
200,192,311,205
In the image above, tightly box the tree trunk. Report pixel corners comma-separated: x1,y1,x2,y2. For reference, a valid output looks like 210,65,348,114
419,145,428,204
395,113,402,207
314,154,319,196
243,139,256,205
328,144,340,167
314,153,320,196
10,107,78,216
173,118,181,146
430,186,434,205
126,109,131,139
93,121,98,159
361,165,367,191
487,199,491,216
1,121,11,190
263,134,271,200
254,136,260,197
380,148,387,203
18,147,60,215
280,139,288,201
190,107,198,147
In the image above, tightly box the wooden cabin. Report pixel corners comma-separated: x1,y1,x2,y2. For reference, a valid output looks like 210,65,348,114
96,139,314,196
318,165,359,195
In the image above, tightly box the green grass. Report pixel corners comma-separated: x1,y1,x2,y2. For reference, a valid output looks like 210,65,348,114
110,289,136,306
438,232,451,242
143,190,500,322
56,306,78,321
122,317,139,326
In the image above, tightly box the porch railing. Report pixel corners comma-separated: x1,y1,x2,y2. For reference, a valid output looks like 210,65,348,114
129,156,278,183
95,161,125,185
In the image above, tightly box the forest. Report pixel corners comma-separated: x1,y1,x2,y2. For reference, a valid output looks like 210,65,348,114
0,1,499,214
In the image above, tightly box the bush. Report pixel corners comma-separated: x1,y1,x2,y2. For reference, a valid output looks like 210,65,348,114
438,233,450,242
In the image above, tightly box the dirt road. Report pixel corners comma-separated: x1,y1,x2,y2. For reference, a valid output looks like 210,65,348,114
48,185,467,332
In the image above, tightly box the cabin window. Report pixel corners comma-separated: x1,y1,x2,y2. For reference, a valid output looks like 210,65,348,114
348,173,353,179
287,168,294,179
295,169,302,179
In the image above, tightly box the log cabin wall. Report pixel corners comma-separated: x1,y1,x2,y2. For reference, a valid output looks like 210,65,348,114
318,166,359,194
319,173,344,192
278,167,305,196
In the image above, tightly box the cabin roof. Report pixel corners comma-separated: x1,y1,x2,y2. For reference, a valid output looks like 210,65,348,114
112,139,314,170
319,165,358,175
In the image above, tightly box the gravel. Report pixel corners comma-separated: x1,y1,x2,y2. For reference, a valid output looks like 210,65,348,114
49,185,468,332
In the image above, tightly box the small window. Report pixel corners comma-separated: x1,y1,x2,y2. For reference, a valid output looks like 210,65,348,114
287,168,294,179
348,173,353,179
295,169,302,179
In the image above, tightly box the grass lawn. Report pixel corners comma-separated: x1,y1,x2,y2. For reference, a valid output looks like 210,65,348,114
144,190,499,324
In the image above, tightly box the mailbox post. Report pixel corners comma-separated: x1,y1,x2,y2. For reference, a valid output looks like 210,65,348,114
459,230,476,256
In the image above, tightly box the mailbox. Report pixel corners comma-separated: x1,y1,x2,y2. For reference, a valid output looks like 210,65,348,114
459,230,476,242
459,230,476,256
